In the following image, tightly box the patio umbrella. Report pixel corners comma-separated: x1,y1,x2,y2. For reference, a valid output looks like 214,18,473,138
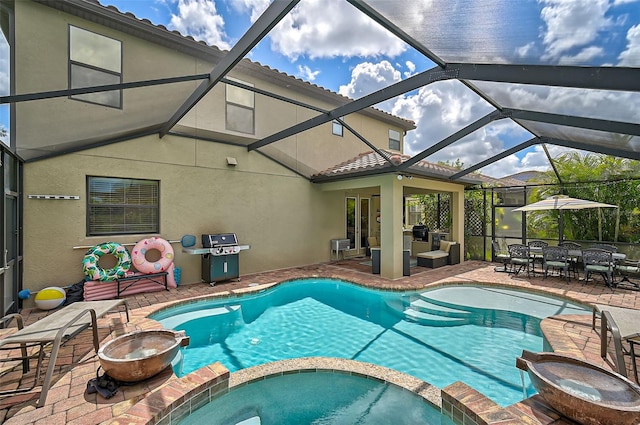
512,195,618,243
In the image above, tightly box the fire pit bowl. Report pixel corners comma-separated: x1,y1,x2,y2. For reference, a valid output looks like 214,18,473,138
98,329,189,382
516,350,640,425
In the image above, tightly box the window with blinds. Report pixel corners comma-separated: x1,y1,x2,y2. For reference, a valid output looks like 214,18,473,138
87,176,159,236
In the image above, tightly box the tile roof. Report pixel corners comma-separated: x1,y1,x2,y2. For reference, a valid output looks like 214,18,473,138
313,150,526,187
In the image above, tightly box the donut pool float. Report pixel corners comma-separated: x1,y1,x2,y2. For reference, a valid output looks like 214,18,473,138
83,242,132,281
132,237,174,273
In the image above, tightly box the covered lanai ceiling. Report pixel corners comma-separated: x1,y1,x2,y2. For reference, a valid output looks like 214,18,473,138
8,0,640,183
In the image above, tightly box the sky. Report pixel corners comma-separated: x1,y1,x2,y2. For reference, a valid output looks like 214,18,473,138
2,0,640,178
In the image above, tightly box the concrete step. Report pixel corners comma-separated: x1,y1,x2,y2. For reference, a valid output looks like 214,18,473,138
409,298,473,318
158,304,241,329
404,309,471,326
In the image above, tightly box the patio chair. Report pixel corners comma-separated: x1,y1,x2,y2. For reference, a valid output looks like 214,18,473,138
592,304,640,379
0,299,129,407
590,243,618,252
615,259,640,290
508,244,532,276
582,248,614,288
492,240,510,272
559,241,582,277
528,240,548,273
542,246,570,282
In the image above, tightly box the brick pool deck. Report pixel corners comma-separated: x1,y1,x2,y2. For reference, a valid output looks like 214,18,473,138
1,259,639,424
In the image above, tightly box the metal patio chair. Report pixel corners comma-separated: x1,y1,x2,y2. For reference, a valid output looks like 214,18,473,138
528,240,548,273
590,243,618,252
559,241,582,277
508,244,532,276
582,248,615,289
542,246,570,282
492,240,511,272
615,259,640,290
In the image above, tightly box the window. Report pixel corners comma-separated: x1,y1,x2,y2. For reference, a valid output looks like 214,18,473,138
226,77,254,134
332,119,343,136
87,177,159,236
69,26,122,108
389,129,401,151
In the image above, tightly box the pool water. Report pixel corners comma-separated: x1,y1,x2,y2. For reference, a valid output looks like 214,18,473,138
176,371,454,425
153,279,589,407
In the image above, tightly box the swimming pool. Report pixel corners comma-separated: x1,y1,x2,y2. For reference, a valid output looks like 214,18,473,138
176,370,454,425
152,279,589,407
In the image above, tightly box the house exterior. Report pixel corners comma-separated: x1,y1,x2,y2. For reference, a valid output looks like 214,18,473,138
1,0,474,311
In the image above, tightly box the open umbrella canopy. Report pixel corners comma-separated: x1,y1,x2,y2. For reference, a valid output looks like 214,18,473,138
512,195,618,243
512,196,617,211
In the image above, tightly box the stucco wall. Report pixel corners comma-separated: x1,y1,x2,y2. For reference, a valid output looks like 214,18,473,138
22,134,346,296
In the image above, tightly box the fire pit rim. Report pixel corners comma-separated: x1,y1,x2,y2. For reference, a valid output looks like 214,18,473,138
98,329,187,363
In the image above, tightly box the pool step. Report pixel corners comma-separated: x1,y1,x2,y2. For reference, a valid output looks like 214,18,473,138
409,298,473,318
404,308,471,326
158,304,241,329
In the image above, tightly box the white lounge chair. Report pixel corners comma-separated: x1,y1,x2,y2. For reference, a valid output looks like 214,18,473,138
0,299,129,407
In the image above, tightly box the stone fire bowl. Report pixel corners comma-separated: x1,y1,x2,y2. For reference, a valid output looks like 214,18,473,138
98,329,190,382
516,350,640,425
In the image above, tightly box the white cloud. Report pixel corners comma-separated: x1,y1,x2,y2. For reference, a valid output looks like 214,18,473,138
297,64,320,82
228,0,270,23
403,60,416,78
618,24,640,66
539,0,612,62
169,0,231,50
558,46,605,64
338,60,401,99
337,60,551,178
264,0,406,60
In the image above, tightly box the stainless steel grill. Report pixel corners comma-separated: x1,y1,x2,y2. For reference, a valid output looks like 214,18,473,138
183,233,250,284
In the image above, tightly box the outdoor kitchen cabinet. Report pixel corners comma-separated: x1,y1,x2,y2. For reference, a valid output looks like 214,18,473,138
202,253,239,283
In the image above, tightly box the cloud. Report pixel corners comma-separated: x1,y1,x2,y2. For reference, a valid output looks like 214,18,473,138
338,61,401,98
264,0,406,60
169,0,231,50
336,60,552,177
618,24,640,66
296,65,320,82
539,0,612,62
403,60,416,78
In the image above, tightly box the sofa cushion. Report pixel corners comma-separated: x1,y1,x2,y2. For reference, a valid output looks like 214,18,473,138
440,240,456,253
367,236,379,248
417,250,449,259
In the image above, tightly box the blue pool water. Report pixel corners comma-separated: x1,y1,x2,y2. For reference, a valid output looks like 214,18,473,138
176,371,454,425
153,279,589,407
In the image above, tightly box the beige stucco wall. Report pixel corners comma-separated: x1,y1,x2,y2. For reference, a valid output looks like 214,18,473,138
15,0,418,301
14,1,409,167
22,134,349,298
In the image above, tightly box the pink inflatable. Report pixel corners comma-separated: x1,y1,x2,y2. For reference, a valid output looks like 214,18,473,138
132,237,174,273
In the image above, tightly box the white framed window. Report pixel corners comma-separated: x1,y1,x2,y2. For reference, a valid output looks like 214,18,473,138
226,77,254,134
87,176,159,236
69,26,122,108
389,129,401,151
332,119,343,136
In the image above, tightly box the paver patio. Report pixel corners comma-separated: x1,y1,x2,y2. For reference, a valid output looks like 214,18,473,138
1,259,638,425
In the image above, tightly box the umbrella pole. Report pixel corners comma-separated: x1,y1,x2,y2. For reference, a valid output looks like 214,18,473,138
559,210,564,244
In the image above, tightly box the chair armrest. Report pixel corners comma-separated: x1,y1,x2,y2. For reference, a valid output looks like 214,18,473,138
1,313,24,330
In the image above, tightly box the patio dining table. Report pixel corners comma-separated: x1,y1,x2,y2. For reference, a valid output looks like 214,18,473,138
529,247,626,262
528,247,626,283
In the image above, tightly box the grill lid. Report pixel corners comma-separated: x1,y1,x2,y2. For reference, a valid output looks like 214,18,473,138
202,233,238,248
